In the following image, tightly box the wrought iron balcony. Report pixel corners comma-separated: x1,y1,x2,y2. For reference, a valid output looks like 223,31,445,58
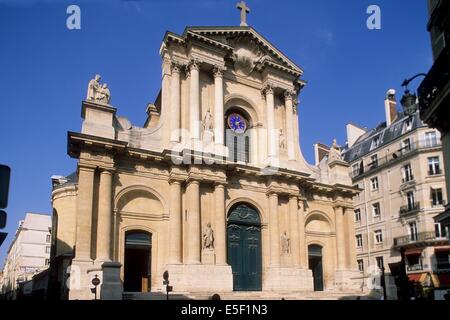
406,264,423,272
432,199,447,207
418,44,450,132
428,169,443,176
394,231,448,247
399,202,420,215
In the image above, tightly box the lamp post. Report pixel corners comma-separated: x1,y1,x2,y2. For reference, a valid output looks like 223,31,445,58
400,74,427,116
91,274,100,300
163,271,172,300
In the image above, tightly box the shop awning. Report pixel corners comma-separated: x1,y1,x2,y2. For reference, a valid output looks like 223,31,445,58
431,274,450,288
405,248,423,256
408,273,427,283
434,246,450,253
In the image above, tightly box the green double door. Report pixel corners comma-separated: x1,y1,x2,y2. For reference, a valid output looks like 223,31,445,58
227,204,262,291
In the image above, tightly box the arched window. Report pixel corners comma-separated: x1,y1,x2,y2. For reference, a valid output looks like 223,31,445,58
225,110,251,163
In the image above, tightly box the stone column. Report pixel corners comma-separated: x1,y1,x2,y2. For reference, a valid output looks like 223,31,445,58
169,180,182,264
188,59,201,146
186,180,201,263
213,66,224,148
264,84,276,158
96,169,113,262
298,198,307,268
288,195,300,266
345,207,358,269
214,183,227,265
284,90,295,160
75,165,95,260
170,62,181,142
268,192,280,266
334,206,346,270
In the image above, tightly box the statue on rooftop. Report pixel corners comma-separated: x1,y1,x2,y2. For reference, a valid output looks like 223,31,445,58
328,138,343,162
86,74,111,104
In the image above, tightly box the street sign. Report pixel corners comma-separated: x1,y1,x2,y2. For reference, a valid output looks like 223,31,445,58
0,165,11,209
92,276,101,286
0,210,6,229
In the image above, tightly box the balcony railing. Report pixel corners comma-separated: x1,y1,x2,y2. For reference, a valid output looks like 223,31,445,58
406,264,423,272
402,175,414,184
351,140,441,179
394,231,446,247
428,169,443,176
399,202,420,215
432,200,447,208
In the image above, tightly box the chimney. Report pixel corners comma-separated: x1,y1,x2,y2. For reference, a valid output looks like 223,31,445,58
384,89,397,126
346,123,367,148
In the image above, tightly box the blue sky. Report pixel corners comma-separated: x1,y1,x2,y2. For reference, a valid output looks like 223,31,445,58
0,0,431,264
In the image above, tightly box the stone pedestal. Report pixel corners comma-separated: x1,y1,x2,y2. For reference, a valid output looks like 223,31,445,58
334,269,362,291
263,267,313,291
67,259,96,300
100,261,123,300
281,254,295,267
165,263,233,293
201,249,216,265
81,101,116,139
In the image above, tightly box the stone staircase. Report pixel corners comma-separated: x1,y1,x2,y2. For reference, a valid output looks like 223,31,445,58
123,290,375,300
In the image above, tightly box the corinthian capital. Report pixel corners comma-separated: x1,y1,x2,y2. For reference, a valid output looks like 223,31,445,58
261,83,274,96
188,58,201,71
213,65,224,78
283,89,295,101
170,61,182,74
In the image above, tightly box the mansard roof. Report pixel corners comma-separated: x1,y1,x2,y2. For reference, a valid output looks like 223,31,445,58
342,111,426,163
162,26,303,77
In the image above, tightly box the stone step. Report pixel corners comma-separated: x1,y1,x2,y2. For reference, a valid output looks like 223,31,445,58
123,290,373,300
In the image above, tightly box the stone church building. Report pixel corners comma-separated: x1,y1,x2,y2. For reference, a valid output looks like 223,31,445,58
49,7,360,300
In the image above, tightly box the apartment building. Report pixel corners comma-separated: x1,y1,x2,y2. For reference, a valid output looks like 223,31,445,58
0,213,51,299
342,90,449,299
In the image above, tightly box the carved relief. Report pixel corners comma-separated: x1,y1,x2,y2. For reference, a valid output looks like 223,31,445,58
229,36,264,77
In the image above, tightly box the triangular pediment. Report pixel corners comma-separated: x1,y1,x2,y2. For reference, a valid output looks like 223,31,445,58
188,27,303,75
165,26,303,77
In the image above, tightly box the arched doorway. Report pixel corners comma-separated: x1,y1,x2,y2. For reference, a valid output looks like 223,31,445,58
308,244,324,291
124,231,152,292
227,203,262,291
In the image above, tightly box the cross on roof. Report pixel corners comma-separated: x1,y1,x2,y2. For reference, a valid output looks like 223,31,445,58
236,1,250,27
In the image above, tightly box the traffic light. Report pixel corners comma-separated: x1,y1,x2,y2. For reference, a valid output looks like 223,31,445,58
0,165,11,209
0,164,11,247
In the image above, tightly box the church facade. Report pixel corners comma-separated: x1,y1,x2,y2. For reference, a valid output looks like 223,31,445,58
49,22,360,300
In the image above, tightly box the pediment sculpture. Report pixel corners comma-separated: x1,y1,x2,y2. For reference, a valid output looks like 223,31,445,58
230,36,264,77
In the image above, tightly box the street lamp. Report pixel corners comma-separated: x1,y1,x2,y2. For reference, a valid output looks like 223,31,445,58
401,74,427,116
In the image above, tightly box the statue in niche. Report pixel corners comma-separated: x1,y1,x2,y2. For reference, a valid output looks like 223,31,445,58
86,74,111,104
203,223,214,249
202,108,214,145
281,231,291,254
279,129,286,150
328,138,343,162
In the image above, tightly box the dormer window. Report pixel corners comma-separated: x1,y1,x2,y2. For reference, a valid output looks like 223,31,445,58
402,118,413,133
370,136,380,150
